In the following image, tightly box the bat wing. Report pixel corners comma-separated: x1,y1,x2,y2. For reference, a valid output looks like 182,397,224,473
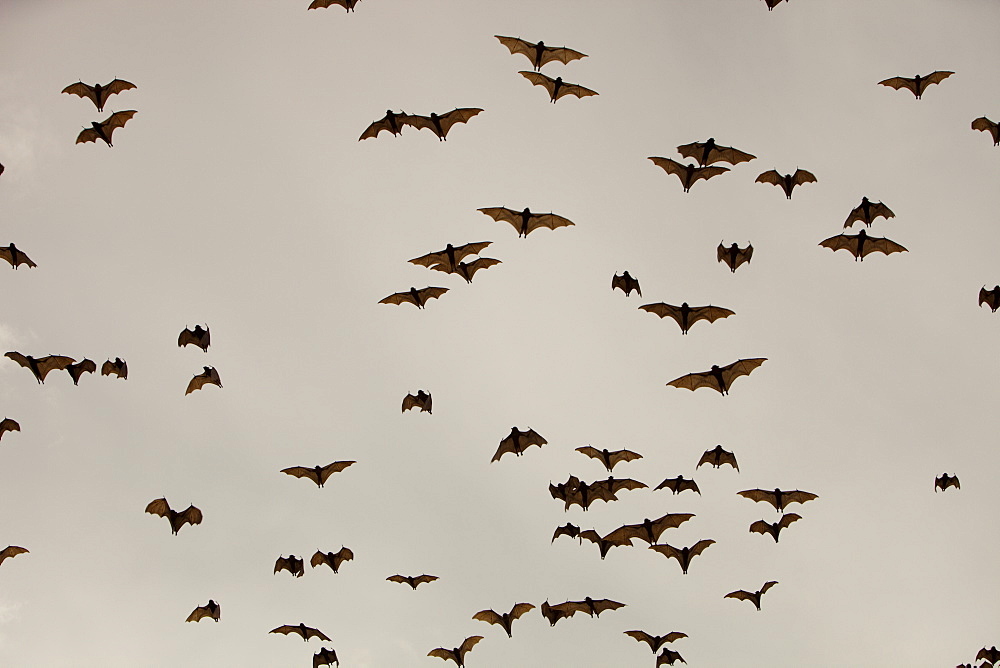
434,108,483,136
607,478,647,494
820,233,860,256
477,207,519,231
760,580,779,595
0,418,20,438
738,489,777,509
592,599,625,614
784,490,818,506
281,467,320,484
458,636,484,657
310,551,330,568
861,235,908,258
103,110,137,134
666,369,718,392
413,574,438,586
878,76,917,93
508,603,535,619
495,35,534,59
427,648,457,661
610,449,643,467
725,590,755,602
519,71,556,95
720,358,767,385
639,303,683,328
778,513,802,528
602,525,644,545
304,628,331,641
6,352,33,370
648,543,681,561
104,78,137,96
552,523,580,542
688,305,736,327
652,513,696,534
524,213,574,235
61,82,98,106
37,355,77,380
76,128,102,144
270,625,299,636
624,630,658,649
539,45,588,67
675,142,705,163
416,287,449,303
402,394,420,411
186,369,221,394
145,497,172,517
716,145,756,165
101,360,117,376
359,118,393,140
378,291,417,306
575,446,602,461
386,575,409,584
556,81,598,100
923,70,954,86
792,169,817,186
755,169,783,186
0,546,29,565
972,116,1000,144
454,257,501,280
318,461,356,484
648,156,685,177
472,610,503,626
691,166,729,184
179,505,203,528
688,539,715,556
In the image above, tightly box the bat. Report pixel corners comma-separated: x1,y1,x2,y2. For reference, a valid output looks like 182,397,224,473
676,138,756,167
878,71,954,99
427,636,483,667
0,546,28,567
0,243,37,269
387,574,438,589
269,623,331,641
274,555,305,577
145,498,202,534
186,600,221,623
978,647,1000,664
718,241,752,273
309,0,359,10
431,257,502,283
562,479,616,512
575,446,643,472
540,600,579,626
698,445,738,471
604,513,695,546
186,366,222,394
61,79,136,112
549,475,580,503
76,110,137,147
761,0,789,10
379,286,449,309
281,461,356,488
311,547,354,573
657,648,686,666
972,116,1000,146
494,36,587,70
654,475,700,495
359,110,420,140
519,71,598,102
755,168,816,199
406,108,483,140
648,157,729,192
178,325,210,352
313,648,339,667
749,513,802,542
578,529,632,560
595,475,647,497
477,206,574,237
819,229,907,261
402,390,432,414
564,596,625,618
5,352,76,384
737,488,818,513
101,357,127,379
552,522,581,543
979,286,1000,312
935,473,960,492
844,197,894,228
492,427,547,462
611,271,641,297
472,603,535,638
649,540,715,574
409,242,492,273
66,359,97,385
725,581,778,611
667,358,767,396
624,630,688,653
640,302,734,335
0,418,20,441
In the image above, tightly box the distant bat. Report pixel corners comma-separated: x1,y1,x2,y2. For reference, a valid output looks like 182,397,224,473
311,547,354,573
640,302,734,335
432,257,501,283
495,36,587,70
309,0,359,10
979,286,1000,312
575,446,642,472
407,108,483,140
540,600,578,626
654,475,700,495
649,540,715,574
472,603,535,637
101,357,127,379
269,623,331,642
186,366,222,394
5,352,76,384
604,513,695,546
725,581,778,611
409,242,492,273
676,138,756,167
0,418,20,441
718,241,753,273
0,546,28,567
145,498,202,535
612,271,641,297
519,71,598,102
755,169,816,199
178,325,210,351
76,110,137,147
61,79,136,112
359,110,419,140
878,71,953,99
402,390,432,414
819,229,907,261
624,630,688,653
844,197,894,228
0,243,37,269
749,513,801,542
313,648,340,667
648,157,729,192
492,427,547,462
186,600,221,623
738,488,818,513
274,555,305,578
935,473,960,492
972,116,1000,145
552,523,581,543
387,574,438,589
657,648,686,666
698,445,739,471
477,206,574,237
428,636,483,667
281,461,356,488
66,359,97,385
579,529,632,560
564,596,625,618
379,286,449,309
667,358,767,395
977,647,1000,664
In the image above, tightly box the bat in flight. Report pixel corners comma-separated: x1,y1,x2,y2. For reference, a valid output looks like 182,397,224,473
648,156,729,192
0,546,28,567
575,446,642,472
564,597,625,618
655,475,700,495
492,427,547,462
519,71,598,102
738,488,818,513
145,498,202,534
402,390,432,414
101,358,127,379
718,241,752,273
76,110,137,147
186,599,221,623
407,108,483,141
612,271,641,297
698,445,739,471
495,36,587,71
657,648,686,666
980,286,1000,312
676,138,756,167
309,0,359,10
725,581,778,611
552,522,581,543
359,110,421,140
428,636,483,667
844,197,895,228
387,574,438,589
275,555,305,578
624,630,688,654
66,359,97,385
477,206,574,237
0,243,37,269
281,461,356,488
640,302,735,335
312,547,353,573
5,352,75,384
604,513,696,546
313,648,339,668
269,623,331,641
649,540,715,574
186,366,222,394
0,418,20,442
878,71,954,99
540,600,580,626
935,473,960,492
379,286,449,309
61,79,136,112
472,603,535,638
579,529,632,560
667,358,767,396
432,257,502,283
972,116,1000,146
977,647,1000,664
409,242,492,273
755,168,816,199
750,513,801,542
178,325,210,352
819,229,907,261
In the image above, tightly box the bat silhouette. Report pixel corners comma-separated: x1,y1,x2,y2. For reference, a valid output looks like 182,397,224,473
698,445,738,471
725,581,778,611
178,325,210,352
407,108,483,140
755,168,816,199
749,513,802,542
657,648,686,666
819,229,907,261
186,600,221,623
604,513,696,546
101,358,127,379
624,630,688,653
612,271,641,297
311,547,354,573
649,540,715,574
281,461,356,488
0,546,28,567
844,197,894,228
561,478,616,512
540,600,579,626
186,366,222,394
564,596,625,618
402,390,432,413
761,0,788,10
145,498,202,534
648,157,729,192
676,138,756,167
387,574,438,589
269,623,331,641
274,555,305,577
552,522,581,543
655,475,700,495
61,79,136,112
495,36,587,70
549,475,579,503
0,243,37,269
477,206,574,237
640,302,735,335
718,241,752,273
472,603,535,637
667,358,767,395
596,476,647,497
519,71,598,102
878,71,953,99
492,427,547,462
979,286,1000,312
379,286,448,309
359,110,419,140
428,636,483,667
409,242,492,273
76,110,137,147
5,352,75,384
972,116,1000,145
313,647,339,667
0,418,20,442
309,0,359,10
579,529,632,560
978,647,1000,664
935,473,960,492
66,359,97,385
575,446,642,472
431,257,502,283
738,488,818,512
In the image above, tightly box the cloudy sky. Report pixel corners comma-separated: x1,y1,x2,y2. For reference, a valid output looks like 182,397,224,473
2,1,999,666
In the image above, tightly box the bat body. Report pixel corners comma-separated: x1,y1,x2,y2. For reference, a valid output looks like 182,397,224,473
472,603,535,637
972,116,1000,145
844,197,894,228
655,475,700,495
604,513,695,546
379,286,448,309
313,647,339,667
749,513,801,542
61,79,136,112
492,427,547,462
5,352,75,384
281,461,356,488
275,555,305,577
76,110,137,147
186,366,222,394
0,243,37,269
552,522,581,543
820,228,907,261
270,623,331,641
756,169,816,199
979,286,1000,312
575,446,642,472
186,599,221,622
640,302,735,334
407,108,483,140
738,488,818,513
66,359,97,385
101,357,127,379
540,600,578,626
725,581,778,611
387,574,438,589
402,390,432,414
145,498,202,534
359,110,420,140
178,325,210,351
311,547,354,573
0,546,28,567
579,529,632,559
624,630,688,653
878,71,954,99
676,138,756,167
495,36,587,70
519,71,598,102
649,540,715,574
309,0,359,10
0,418,20,441
698,445,738,471
649,157,728,192
565,596,625,618
667,358,767,396
612,271,641,297
477,206,574,237
718,241,752,273
935,473,960,492
409,242,492,273
432,257,501,283
428,636,483,667
657,648,686,666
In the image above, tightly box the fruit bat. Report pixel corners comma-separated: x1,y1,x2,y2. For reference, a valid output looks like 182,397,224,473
477,206,574,237
979,286,1000,312
186,600,221,623
564,596,625,618
309,0,359,10
755,168,816,199
406,108,483,140
311,547,354,573
492,427,547,462
819,229,907,261
657,648,686,666
76,110,137,147
313,648,339,668
648,157,729,192
579,529,632,560
540,600,579,626
655,475,700,495
387,574,438,589
409,242,492,273
145,498,203,534
562,479,617,512
359,110,421,140
269,623,331,641
61,79,136,112
432,257,502,283
494,36,587,70
552,523,581,543
66,359,97,385
718,241,753,273
761,0,788,9
649,540,715,574
749,513,801,542
604,513,695,546
935,473,960,492
878,71,954,99
0,546,28,567
575,446,642,472
725,581,778,611
402,390,432,413
972,116,1000,145
596,476,647,497
549,475,580,503
379,286,448,309
624,630,688,653
281,461,356,488
978,647,1000,664
844,197,895,228
178,325,210,352
427,636,483,667
274,555,305,577
186,366,222,394
667,358,767,396
738,488,818,513
640,302,734,335
5,352,76,384
519,71,598,102
472,603,535,637
101,358,127,379
698,445,738,471
0,243,37,269
0,418,20,441
676,138,756,167
612,271,641,297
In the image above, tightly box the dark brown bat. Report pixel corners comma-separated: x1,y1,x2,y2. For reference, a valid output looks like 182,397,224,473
562,479,617,512
578,529,632,560
495,36,587,70
612,271,641,297
761,0,788,10
749,513,801,542
358,110,420,140
472,603,535,638
0,418,20,441
0,243,37,269
61,79,136,112
657,648,686,666
387,574,438,589
519,71,598,102
676,138,756,167
178,325,210,351
186,600,221,623
101,358,127,379
145,498,202,534
738,488,818,513
432,257,502,283
540,600,579,626
718,241,753,273
935,473,960,492
281,461,356,488
0,546,28,567
309,0,359,11
624,630,688,653
409,242,492,273
649,540,715,574
552,523,581,543
698,445,738,471
66,359,97,385
428,636,483,667
604,513,695,546
655,475,700,495
978,647,1000,664
407,108,483,140
76,110,137,147
844,197,894,228
311,547,354,573
313,647,340,668
819,229,907,261
640,302,735,334
648,157,729,192
186,366,222,394
564,596,625,618
402,390,432,414
755,168,816,199
878,71,954,99
379,286,449,309
549,475,580,504
973,116,1000,145
477,206,574,237
492,427,547,462
575,446,643,472
274,555,305,578
269,623,331,641
668,358,767,395
5,352,76,384
979,286,1000,312
726,581,778,611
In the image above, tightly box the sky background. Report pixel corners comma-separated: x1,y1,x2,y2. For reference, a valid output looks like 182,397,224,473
1,1,999,666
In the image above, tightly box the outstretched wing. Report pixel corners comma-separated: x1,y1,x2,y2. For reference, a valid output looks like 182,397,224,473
472,609,503,626
688,305,735,327
819,233,860,256
878,76,918,94
666,369,719,392
495,35,534,57
61,82,99,106
609,449,643,467
737,489,778,509
922,70,954,86
783,490,819,506
719,358,767,385
778,513,802,528
972,116,1000,144
792,169,817,186
145,498,171,517
416,287,449,303
508,602,535,619
103,110,137,134
648,156,686,177
639,303,683,327
556,80,599,100
458,636,484,657
378,291,418,306
36,355,77,380
861,236,908,258
409,241,492,268
433,108,483,136
688,539,716,556
523,212,574,235
477,206,519,229
281,467,320,484
725,589,755,602
760,580,779,595
179,505,203,529
318,461,356,484
0,546,29,565
519,71,557,96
